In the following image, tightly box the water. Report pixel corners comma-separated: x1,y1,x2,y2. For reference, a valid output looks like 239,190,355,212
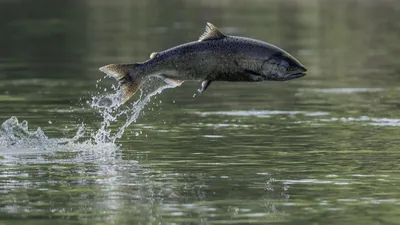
1,0,400,224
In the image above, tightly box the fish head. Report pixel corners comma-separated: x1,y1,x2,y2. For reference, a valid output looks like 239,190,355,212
260,51,307,81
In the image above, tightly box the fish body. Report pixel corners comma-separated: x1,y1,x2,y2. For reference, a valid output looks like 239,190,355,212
100,23,307,104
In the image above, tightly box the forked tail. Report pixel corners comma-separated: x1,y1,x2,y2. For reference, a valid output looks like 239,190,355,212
99,63,144,105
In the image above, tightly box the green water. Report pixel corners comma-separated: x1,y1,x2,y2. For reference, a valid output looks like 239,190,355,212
1,0,400,224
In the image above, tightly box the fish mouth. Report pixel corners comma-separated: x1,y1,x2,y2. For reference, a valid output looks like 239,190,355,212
286,72,306,80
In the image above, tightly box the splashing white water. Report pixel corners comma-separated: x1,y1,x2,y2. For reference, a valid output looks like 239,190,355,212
0,116,86,151
91,77,181,143
0,76,180,151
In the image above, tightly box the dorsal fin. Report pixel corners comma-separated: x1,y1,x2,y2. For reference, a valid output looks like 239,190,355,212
150,52,158,59
198,22,226,42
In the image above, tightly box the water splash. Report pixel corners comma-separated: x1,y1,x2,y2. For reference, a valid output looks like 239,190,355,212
91,77,181,143
0,76,179,152
0,116,47,148
0,116,85,150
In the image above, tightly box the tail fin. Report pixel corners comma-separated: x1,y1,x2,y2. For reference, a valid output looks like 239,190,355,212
99,63,144,105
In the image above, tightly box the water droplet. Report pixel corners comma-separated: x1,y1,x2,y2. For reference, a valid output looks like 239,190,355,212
193,94,196,97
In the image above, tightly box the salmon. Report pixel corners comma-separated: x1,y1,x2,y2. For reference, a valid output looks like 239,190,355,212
100,22,307,104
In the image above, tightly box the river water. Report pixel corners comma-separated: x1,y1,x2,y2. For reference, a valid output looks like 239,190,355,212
1,0,400,224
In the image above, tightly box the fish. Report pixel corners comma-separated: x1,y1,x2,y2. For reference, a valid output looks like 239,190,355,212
99,22,307,105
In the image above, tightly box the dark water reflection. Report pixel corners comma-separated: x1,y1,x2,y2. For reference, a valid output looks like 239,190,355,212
1,0,400,224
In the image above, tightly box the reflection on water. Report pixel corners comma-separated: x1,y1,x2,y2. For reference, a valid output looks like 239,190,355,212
1,0,400,224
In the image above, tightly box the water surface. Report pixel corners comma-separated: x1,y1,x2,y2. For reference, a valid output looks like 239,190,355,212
1,0,400,224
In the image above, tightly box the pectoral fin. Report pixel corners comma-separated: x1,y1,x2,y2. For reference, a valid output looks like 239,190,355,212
158,75,184,87
198,80,212,93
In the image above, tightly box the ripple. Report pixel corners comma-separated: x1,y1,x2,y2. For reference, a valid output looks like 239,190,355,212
203,135,224,138
283,179,351,185
305,88,384,93
301,116,400,127
195,110,330,118
201,123,251,128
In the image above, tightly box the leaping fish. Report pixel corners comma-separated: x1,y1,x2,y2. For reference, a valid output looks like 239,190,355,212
100,22,307,104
